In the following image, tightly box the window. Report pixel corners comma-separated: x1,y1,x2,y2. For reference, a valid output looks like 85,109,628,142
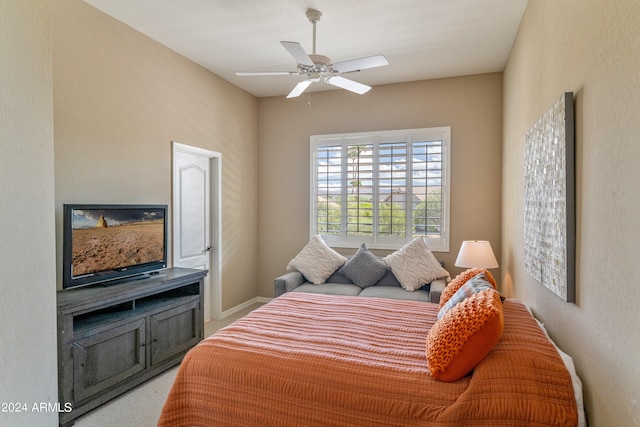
311,127,450,251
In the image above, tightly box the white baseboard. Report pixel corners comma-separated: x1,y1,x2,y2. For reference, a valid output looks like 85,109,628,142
220,296,272,319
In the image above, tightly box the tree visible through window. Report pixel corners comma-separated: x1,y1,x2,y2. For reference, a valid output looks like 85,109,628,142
311,127,450,251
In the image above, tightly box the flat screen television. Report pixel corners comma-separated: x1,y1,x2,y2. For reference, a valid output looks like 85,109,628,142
62,204,168,289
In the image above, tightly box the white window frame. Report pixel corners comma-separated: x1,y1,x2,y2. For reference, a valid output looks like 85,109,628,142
310,127,450,252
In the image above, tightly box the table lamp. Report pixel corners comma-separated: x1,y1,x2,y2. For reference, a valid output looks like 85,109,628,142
454,240,499,269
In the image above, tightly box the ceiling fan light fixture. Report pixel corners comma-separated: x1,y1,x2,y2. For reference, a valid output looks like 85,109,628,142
236,8,388,98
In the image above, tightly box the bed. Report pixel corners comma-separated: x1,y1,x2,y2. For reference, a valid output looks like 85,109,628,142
158,292,582,426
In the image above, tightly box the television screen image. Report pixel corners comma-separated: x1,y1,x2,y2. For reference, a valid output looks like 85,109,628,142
63,204,168,288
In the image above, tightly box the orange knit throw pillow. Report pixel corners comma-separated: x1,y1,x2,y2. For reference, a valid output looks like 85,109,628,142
439,268,497,308
426,289,504,382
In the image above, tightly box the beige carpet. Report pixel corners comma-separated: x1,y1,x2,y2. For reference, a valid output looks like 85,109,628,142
73,303,264,427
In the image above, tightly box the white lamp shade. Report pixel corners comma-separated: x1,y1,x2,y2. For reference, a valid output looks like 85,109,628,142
454,240,499,269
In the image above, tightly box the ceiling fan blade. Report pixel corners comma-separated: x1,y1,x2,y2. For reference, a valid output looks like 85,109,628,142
286,79,315,98
281,41,314,67
325,76,371,95
331,54,389,74
236,71,300,76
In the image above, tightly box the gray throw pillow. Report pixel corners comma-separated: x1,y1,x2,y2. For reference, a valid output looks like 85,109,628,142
339,244,389,288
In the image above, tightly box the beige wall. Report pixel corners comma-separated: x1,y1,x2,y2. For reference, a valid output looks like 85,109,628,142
257,73,503,297
503,1,640,425
53,0,259,310
0,0,58,425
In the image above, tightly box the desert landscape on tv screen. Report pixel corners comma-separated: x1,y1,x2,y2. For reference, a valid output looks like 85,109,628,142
71,209,164,277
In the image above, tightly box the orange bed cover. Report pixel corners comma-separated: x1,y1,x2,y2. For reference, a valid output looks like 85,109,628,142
158,293,577,427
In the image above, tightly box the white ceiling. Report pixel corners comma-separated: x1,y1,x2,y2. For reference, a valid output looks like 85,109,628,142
83,0,528,98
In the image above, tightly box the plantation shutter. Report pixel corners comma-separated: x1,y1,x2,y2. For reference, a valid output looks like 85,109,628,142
311,127,450,251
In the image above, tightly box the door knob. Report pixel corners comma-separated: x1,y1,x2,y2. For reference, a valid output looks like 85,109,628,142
204,245,213,252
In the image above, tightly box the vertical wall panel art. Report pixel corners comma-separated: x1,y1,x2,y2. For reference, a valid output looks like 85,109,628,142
524,92,576,302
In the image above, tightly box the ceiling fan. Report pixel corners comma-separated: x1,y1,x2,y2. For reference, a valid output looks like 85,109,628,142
236,8,389,98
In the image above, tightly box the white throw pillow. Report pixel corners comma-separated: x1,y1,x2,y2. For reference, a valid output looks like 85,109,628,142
383,236,450,291
287,235,347,284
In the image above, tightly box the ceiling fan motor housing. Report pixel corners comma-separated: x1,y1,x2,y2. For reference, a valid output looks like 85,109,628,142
309,54,331,66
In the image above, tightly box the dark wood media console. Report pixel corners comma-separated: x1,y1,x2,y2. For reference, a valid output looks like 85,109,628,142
56,267,207,427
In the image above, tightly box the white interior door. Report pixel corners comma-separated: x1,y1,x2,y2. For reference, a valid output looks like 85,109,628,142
172,142,222,321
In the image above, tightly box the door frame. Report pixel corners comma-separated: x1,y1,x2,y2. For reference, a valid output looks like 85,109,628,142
172,141,222,321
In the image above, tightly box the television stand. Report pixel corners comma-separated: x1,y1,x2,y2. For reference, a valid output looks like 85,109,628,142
56,267,207,427
97,271,167,286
